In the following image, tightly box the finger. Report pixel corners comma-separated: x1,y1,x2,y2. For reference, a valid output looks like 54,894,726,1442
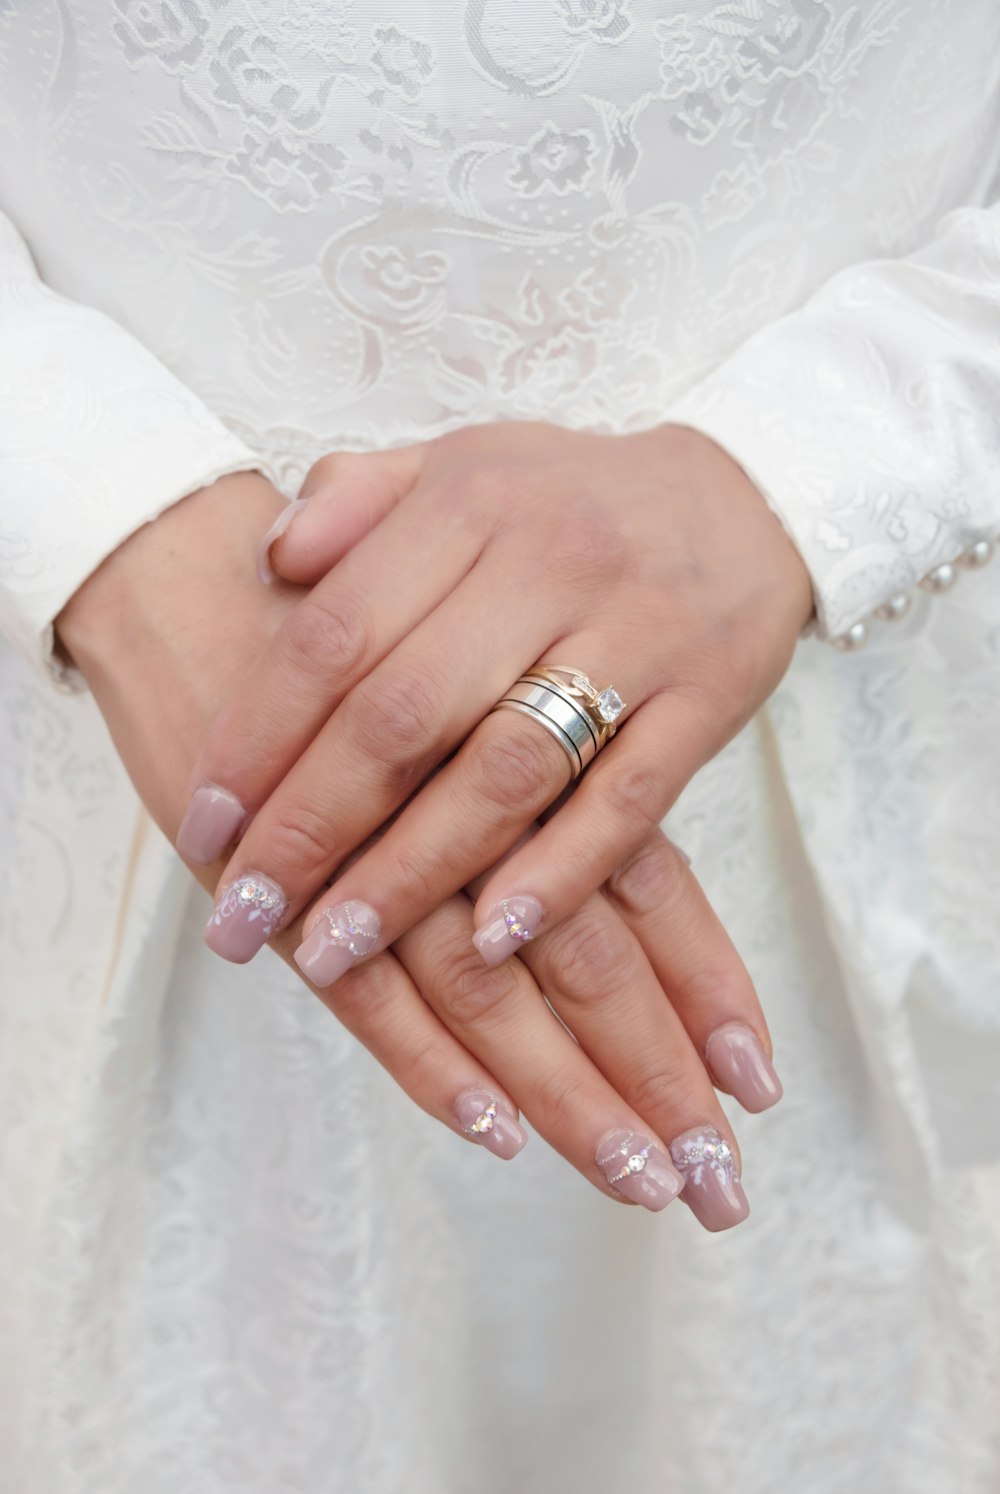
258,444,427,586
470,687,715,965
299,941,529,1164
605,830,783,1114
291,691,675,986
392,892,687,1214
519,892,750,1231
177,476,478,867
204,565,568,964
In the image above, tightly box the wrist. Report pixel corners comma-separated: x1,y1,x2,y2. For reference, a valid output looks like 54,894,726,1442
56,471,294,842
56,470,285,678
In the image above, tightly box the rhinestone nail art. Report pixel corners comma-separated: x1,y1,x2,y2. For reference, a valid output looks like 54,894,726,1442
454,1090,527,1161
668,1126,749,1232
294,899,381,987
467,1100,498,1135
595,1128,684,1212
472,895,543,967
204,870,288,963
671,1130,737,1185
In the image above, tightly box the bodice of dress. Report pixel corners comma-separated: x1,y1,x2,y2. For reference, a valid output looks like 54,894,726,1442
2,0,999,454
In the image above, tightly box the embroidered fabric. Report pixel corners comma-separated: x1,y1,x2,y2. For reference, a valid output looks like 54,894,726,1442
1,5,1000,1492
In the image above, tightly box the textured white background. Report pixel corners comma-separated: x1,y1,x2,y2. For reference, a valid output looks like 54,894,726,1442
1,3,1000,1491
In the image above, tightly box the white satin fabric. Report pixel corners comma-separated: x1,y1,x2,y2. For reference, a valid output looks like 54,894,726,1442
1,4,1000,1491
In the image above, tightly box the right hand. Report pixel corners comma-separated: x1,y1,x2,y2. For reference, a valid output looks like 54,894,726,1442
56,470,778,1230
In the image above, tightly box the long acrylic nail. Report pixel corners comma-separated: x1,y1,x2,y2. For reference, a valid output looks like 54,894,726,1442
595,1128,685,1212
669,1127,749,1231
472,896,543,967
204,871,287,964
294,900,381,987
455,1090,527,1161
176,783,246,865
705,1022,783,1114
256,498,309,584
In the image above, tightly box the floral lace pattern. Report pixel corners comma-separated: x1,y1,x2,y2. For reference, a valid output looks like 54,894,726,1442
2,4,1000,1492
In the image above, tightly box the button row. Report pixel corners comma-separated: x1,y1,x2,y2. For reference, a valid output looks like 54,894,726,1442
831,537,995,651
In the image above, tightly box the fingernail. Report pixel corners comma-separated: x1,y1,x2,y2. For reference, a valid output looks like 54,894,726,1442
666,836,692,866
669,1127,749,1232
176,783,246,865
204,871,287,964
705,1022,783,1114
256,498,309,584
472,896,543,968
455,1090,527,1161
294,900,381,987
595,1128,685,1212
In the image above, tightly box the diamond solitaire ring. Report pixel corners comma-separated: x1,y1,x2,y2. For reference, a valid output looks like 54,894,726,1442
492,663,627,780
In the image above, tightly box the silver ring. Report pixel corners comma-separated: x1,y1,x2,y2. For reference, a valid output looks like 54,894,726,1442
492,665,627,781
494,680,600,779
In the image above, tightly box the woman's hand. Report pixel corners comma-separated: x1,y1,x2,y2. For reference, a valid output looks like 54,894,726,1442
56,468,780,1232
182,422,812,981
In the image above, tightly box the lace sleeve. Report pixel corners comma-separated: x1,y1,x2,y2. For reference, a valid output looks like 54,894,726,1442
0,207,273,688
664,196,1000,649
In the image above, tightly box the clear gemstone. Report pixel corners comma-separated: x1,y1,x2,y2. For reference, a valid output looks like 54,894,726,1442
626,1153,646,1173
596,687,624,723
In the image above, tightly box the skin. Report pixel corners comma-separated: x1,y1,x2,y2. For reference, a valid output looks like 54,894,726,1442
55,470,779,1220
187,422,812,977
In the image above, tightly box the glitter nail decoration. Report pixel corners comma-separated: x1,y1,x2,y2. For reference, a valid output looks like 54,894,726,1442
467,1100,498,1135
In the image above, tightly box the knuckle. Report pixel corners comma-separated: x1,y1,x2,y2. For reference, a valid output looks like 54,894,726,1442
678,960,745,1011
606,835,689,918
347,665,443,779
628,1057,702,1123
324,949,397,1018
439,949,522,1027
532,1066,594,1137
599,758,664,830
262,802,336,880
283,588,370,681
384,839,442,906
472,725,558,811
540,913,636,1002
400,1032,460,1099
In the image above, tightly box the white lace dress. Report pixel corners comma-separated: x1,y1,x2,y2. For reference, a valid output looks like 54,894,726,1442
2,4,1000,1491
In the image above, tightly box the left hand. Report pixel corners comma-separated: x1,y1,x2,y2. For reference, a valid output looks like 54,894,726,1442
181,420,813,979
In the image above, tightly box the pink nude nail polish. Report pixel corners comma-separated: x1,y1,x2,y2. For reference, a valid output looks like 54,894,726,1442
176,783,246,865
705,1022,783,1114
472,897,543,968
595,1128,685,1212
669,1127,749,1232
455,1090,528,1161
294,901,381,987
204,871,287,964
256,498,309,584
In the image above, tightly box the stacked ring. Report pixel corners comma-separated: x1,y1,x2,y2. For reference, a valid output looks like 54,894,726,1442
492,665,627,780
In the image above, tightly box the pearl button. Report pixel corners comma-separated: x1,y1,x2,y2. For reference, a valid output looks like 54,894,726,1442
832,620,868,651
919,562,957,593
874,592,912,621
958,538,994,569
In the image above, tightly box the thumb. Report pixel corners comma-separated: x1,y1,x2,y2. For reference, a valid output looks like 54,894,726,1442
258,443,427,585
